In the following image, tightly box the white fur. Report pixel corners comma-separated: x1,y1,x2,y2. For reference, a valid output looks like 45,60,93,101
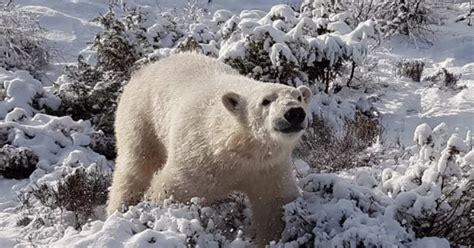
107,53,312,246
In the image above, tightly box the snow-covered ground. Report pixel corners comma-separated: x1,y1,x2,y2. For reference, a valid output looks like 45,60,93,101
372,20,474,146
0,0,473,247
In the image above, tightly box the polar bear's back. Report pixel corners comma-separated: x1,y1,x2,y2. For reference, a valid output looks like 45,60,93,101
123,53,265,118
133,53,238,90
126,53,253,114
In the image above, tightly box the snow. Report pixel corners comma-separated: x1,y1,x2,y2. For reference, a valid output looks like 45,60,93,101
52,199,252,248
218,4,379,87
270,43,298,66
410,237,450,248
259,5,297,27
11,0,285,69
0,69,60,119
414,123,433,146
369,18,474,146
447,133,469,152
1,0,473,247
15,2,102,64
464,150,474,166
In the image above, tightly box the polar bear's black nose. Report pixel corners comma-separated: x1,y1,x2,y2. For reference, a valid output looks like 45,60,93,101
284,107,306,125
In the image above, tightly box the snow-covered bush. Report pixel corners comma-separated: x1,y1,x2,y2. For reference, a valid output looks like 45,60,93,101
219,5,381,92
0,69,62,179
283,123,473,247
454,4,473,25
144,3,208,54
24,167,110,229
370,0,433,39
52,196,252,247
276,173,412,247
56,4,154,121
56,66,123,158
53,5,149,155
0,68,113,239
397,59,425,82
0,68,112,183
89,130,117,160
403,179,473,246
301,0,434,43
0,68,60,119
0,145,38,179
383,123,473,246
0,4,49,78
295,111,381,172
92,6,151,75
295,93,380,172
423,67,465,91
175,36,202,53
180,0,212,26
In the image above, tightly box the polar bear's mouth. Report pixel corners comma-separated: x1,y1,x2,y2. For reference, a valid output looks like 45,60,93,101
274,125,305,134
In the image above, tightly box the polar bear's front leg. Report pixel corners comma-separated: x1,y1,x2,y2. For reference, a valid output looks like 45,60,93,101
245,167,300,247
145,163,182,202
145,161,200,202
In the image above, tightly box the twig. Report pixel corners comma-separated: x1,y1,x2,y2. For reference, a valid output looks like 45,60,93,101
346,61,356,87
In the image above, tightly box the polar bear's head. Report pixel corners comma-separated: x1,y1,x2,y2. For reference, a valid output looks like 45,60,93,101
222,84,312,146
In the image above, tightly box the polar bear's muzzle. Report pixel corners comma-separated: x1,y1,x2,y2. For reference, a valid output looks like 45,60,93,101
273,107,307,133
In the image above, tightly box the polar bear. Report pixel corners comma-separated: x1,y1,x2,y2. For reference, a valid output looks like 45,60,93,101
107,53,312,246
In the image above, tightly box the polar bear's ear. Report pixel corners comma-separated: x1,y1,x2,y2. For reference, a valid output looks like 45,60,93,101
222,92,242,114
297,85,312,104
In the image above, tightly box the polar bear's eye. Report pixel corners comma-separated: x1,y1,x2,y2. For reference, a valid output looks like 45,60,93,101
297,96,302,102
262,99,271,106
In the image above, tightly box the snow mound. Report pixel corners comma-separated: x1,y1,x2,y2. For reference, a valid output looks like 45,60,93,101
0,68,112,187
53,198,251,248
